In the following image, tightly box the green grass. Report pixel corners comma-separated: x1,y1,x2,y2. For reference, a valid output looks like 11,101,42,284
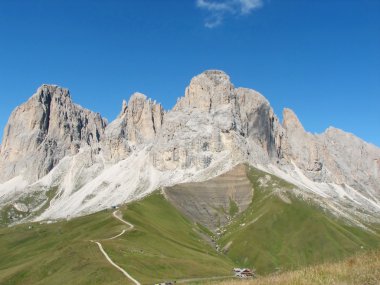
218,166,380,274
106,193,234,284
0,209,127,285
197,222,215,237
0,166,379,284
0,187,59,226
26,186,60,219
202,249,380,285
229,198,239,217
1,204,17,225
0,192,233,285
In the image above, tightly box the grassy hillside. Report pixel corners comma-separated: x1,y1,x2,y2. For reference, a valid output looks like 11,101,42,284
200,249,380,285
0,166,379,284
217,166,380,274
104,193,234,284
0,193,233,285
0,186,59,226
0,209,127,285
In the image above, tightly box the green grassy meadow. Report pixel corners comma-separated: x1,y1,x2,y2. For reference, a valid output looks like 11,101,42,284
103,193,234,284
0,209,126,285
0,166,379,284
0,193,233,285
201,249,380,285
218,166,380,274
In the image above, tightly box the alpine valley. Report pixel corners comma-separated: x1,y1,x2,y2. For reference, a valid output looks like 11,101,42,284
0,70,379,285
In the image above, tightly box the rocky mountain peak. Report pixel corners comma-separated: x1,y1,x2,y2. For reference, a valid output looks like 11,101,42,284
201,69,231,85
174,70,234,111
282,108,304,132
324,126,346,137
128,92,147,104
0,85,106,182
34,84,71,101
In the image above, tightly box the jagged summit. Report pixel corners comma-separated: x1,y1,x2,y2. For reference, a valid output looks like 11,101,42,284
0,84,106,182
128,92,148,103
34,84,71,99
174,69,234,111
199,69,231,84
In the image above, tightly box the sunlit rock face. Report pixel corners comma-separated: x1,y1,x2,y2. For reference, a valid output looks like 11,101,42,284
0,84,106,183
0,70,379,221
282,107,380,199
102,93,164,162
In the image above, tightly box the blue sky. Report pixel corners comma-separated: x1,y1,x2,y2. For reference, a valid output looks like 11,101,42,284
0,0,379,146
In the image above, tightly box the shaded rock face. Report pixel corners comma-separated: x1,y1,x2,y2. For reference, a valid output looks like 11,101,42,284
237,88,284,159
0,70,379,203
0,85,106,182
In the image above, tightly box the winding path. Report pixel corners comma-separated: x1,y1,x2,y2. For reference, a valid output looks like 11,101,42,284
92,210,235,285
90,210,140,285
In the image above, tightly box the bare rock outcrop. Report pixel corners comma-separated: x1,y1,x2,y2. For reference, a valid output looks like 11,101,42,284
174,70,235,112
126,93,164,144
237,88,284,160
282,108,380,198
282,108,321,176
151,70,285,172
0,85,106,183
102,93,164,162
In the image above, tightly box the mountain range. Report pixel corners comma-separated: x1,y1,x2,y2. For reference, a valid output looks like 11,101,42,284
1,70,379,226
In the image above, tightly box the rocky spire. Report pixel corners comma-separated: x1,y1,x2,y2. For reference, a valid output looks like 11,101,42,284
121,99,128,115
282,108,304,132
102,92,164,162
126,92,164,144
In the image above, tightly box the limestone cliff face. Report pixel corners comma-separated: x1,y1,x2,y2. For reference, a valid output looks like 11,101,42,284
282,108,321,175
0,70,379,204
126,93,164,144
318,128,380,196
152,70,241,171
237,88,284,160
102,93,164,162
0,85,106,182
101,100,131,162
282,108,380,198
151,70,284,172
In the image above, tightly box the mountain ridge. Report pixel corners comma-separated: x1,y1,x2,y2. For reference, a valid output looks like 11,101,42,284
0,70,379,225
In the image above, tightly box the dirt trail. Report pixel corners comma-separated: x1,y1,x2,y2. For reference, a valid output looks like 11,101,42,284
90,210,140,285
92,210,234,285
